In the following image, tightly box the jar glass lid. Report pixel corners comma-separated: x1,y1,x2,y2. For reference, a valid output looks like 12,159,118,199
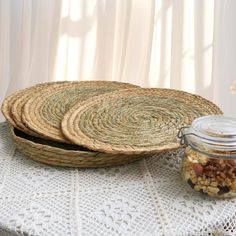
192,115,236,140
179,115,236,158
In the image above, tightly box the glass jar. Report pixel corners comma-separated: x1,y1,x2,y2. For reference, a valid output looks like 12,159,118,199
178,115,236,198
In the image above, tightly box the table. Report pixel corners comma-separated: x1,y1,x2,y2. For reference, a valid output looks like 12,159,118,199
0,122,235,236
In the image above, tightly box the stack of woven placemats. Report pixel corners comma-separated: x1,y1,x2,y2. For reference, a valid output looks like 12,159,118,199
1,81,223,168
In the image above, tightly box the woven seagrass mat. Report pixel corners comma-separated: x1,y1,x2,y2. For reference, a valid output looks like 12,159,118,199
1,81,68,135
23,81,139,143
1,89,23,127
11,126,149,168
62,88,223,155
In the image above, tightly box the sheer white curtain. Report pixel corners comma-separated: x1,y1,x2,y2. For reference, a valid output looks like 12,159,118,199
1,0,236,122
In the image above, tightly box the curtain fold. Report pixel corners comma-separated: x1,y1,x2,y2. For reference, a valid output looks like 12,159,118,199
0,0,10,121
0,0,236,122
212,0,236,117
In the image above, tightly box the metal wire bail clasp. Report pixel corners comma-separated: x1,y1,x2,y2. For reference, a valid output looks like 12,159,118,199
177,126,190,146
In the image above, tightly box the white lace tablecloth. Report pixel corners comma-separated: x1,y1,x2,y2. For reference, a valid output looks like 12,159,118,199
0,122,236,236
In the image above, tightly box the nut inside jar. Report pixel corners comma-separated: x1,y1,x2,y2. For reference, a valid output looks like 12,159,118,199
182,147,236,198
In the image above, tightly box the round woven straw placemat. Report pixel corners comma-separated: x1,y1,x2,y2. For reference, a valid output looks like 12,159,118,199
1,89,29,127
11,126,149,168
10,82,69,136
62,88,223,155
23,81,139,143
1,82,68,135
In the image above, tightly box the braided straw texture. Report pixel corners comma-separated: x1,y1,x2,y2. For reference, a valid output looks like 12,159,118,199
62,88,223,155
1,89,23,127
10,126,149,168
22,81,139,143
1,81,69,136
11,81,70,135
